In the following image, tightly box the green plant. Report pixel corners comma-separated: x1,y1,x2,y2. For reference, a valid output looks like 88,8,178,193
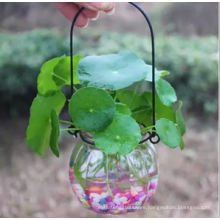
26,50,186,157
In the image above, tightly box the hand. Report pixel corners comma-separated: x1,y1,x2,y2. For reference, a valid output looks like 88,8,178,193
53,2,115,27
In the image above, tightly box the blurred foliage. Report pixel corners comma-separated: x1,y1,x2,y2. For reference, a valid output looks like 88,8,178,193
0,29,218,118
157,2,218,36
0,30,68,116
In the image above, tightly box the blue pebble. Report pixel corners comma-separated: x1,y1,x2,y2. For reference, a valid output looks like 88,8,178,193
99,198,107,205
84,195,89,201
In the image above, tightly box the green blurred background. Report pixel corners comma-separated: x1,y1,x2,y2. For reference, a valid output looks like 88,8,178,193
0,2,218,218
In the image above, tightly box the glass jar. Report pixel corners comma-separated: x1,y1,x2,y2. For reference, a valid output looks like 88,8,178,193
69,131,159,215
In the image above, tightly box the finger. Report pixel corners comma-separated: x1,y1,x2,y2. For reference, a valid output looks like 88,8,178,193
53,2,89,27
75,2,114,12
105,2,115,14
82,9,99,20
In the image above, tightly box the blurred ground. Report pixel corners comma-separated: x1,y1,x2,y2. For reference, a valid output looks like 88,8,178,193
0,117,218,218
0,2,218,218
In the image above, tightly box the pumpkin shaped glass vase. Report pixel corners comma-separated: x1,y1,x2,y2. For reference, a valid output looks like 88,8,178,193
69,132,159,215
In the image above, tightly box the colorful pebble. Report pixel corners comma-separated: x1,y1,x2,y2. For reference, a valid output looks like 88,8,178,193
125,193,132,199
100,198,107,205
150,182,156,189
106,196,112,202
138,191,146,197
80,198,90,207
108,202,116,208
69,168,158,215
135,195,140,200
84,195,89,201
135,186,143,192
135,201,142,206
139,195,147,202
130,186,138,196
113,198,121,205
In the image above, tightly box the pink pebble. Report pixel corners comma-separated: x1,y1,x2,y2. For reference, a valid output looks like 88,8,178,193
130,198,136,204
112,189,122,195
125,193,132,199
150,182,156,189
138,191,146,197
131,188,138,196
106,196,112,202
108,202,116,209
134,195,140,201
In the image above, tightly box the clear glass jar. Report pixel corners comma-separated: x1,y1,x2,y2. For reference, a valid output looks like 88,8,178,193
69,131,159,215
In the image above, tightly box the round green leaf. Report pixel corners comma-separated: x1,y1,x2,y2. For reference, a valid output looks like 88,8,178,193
77,51,148,90
53,55,83,86
115,103,132,115
53,57,70,86
155,118,180,148
132,106,152,127
156,79,177,106
117,90,147,110
69,87,116,132
94,113,142,155
37,57,64,96
26,91,66,156
50,109,60,157
142,92,176,123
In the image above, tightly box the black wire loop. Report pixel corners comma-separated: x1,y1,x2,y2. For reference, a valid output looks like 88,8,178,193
69,2,160,145
139,132,160,145
67,125,79,138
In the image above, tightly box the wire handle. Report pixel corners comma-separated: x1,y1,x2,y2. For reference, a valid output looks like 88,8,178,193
69,2,160,144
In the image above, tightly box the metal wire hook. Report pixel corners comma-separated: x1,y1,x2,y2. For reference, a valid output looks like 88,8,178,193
69,2,160,145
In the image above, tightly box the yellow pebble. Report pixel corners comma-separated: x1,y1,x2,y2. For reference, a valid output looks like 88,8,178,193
80,199,89,207
131,188,138,196
113,210,119,214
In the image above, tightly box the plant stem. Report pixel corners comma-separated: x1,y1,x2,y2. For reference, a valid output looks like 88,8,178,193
106,155,113,198
129,81,140,108
52,73,69,84
131,107,150,116
141,128,157,133
60,128,83,131
142,125,155,130
141,127,152,133
59,120,75,126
